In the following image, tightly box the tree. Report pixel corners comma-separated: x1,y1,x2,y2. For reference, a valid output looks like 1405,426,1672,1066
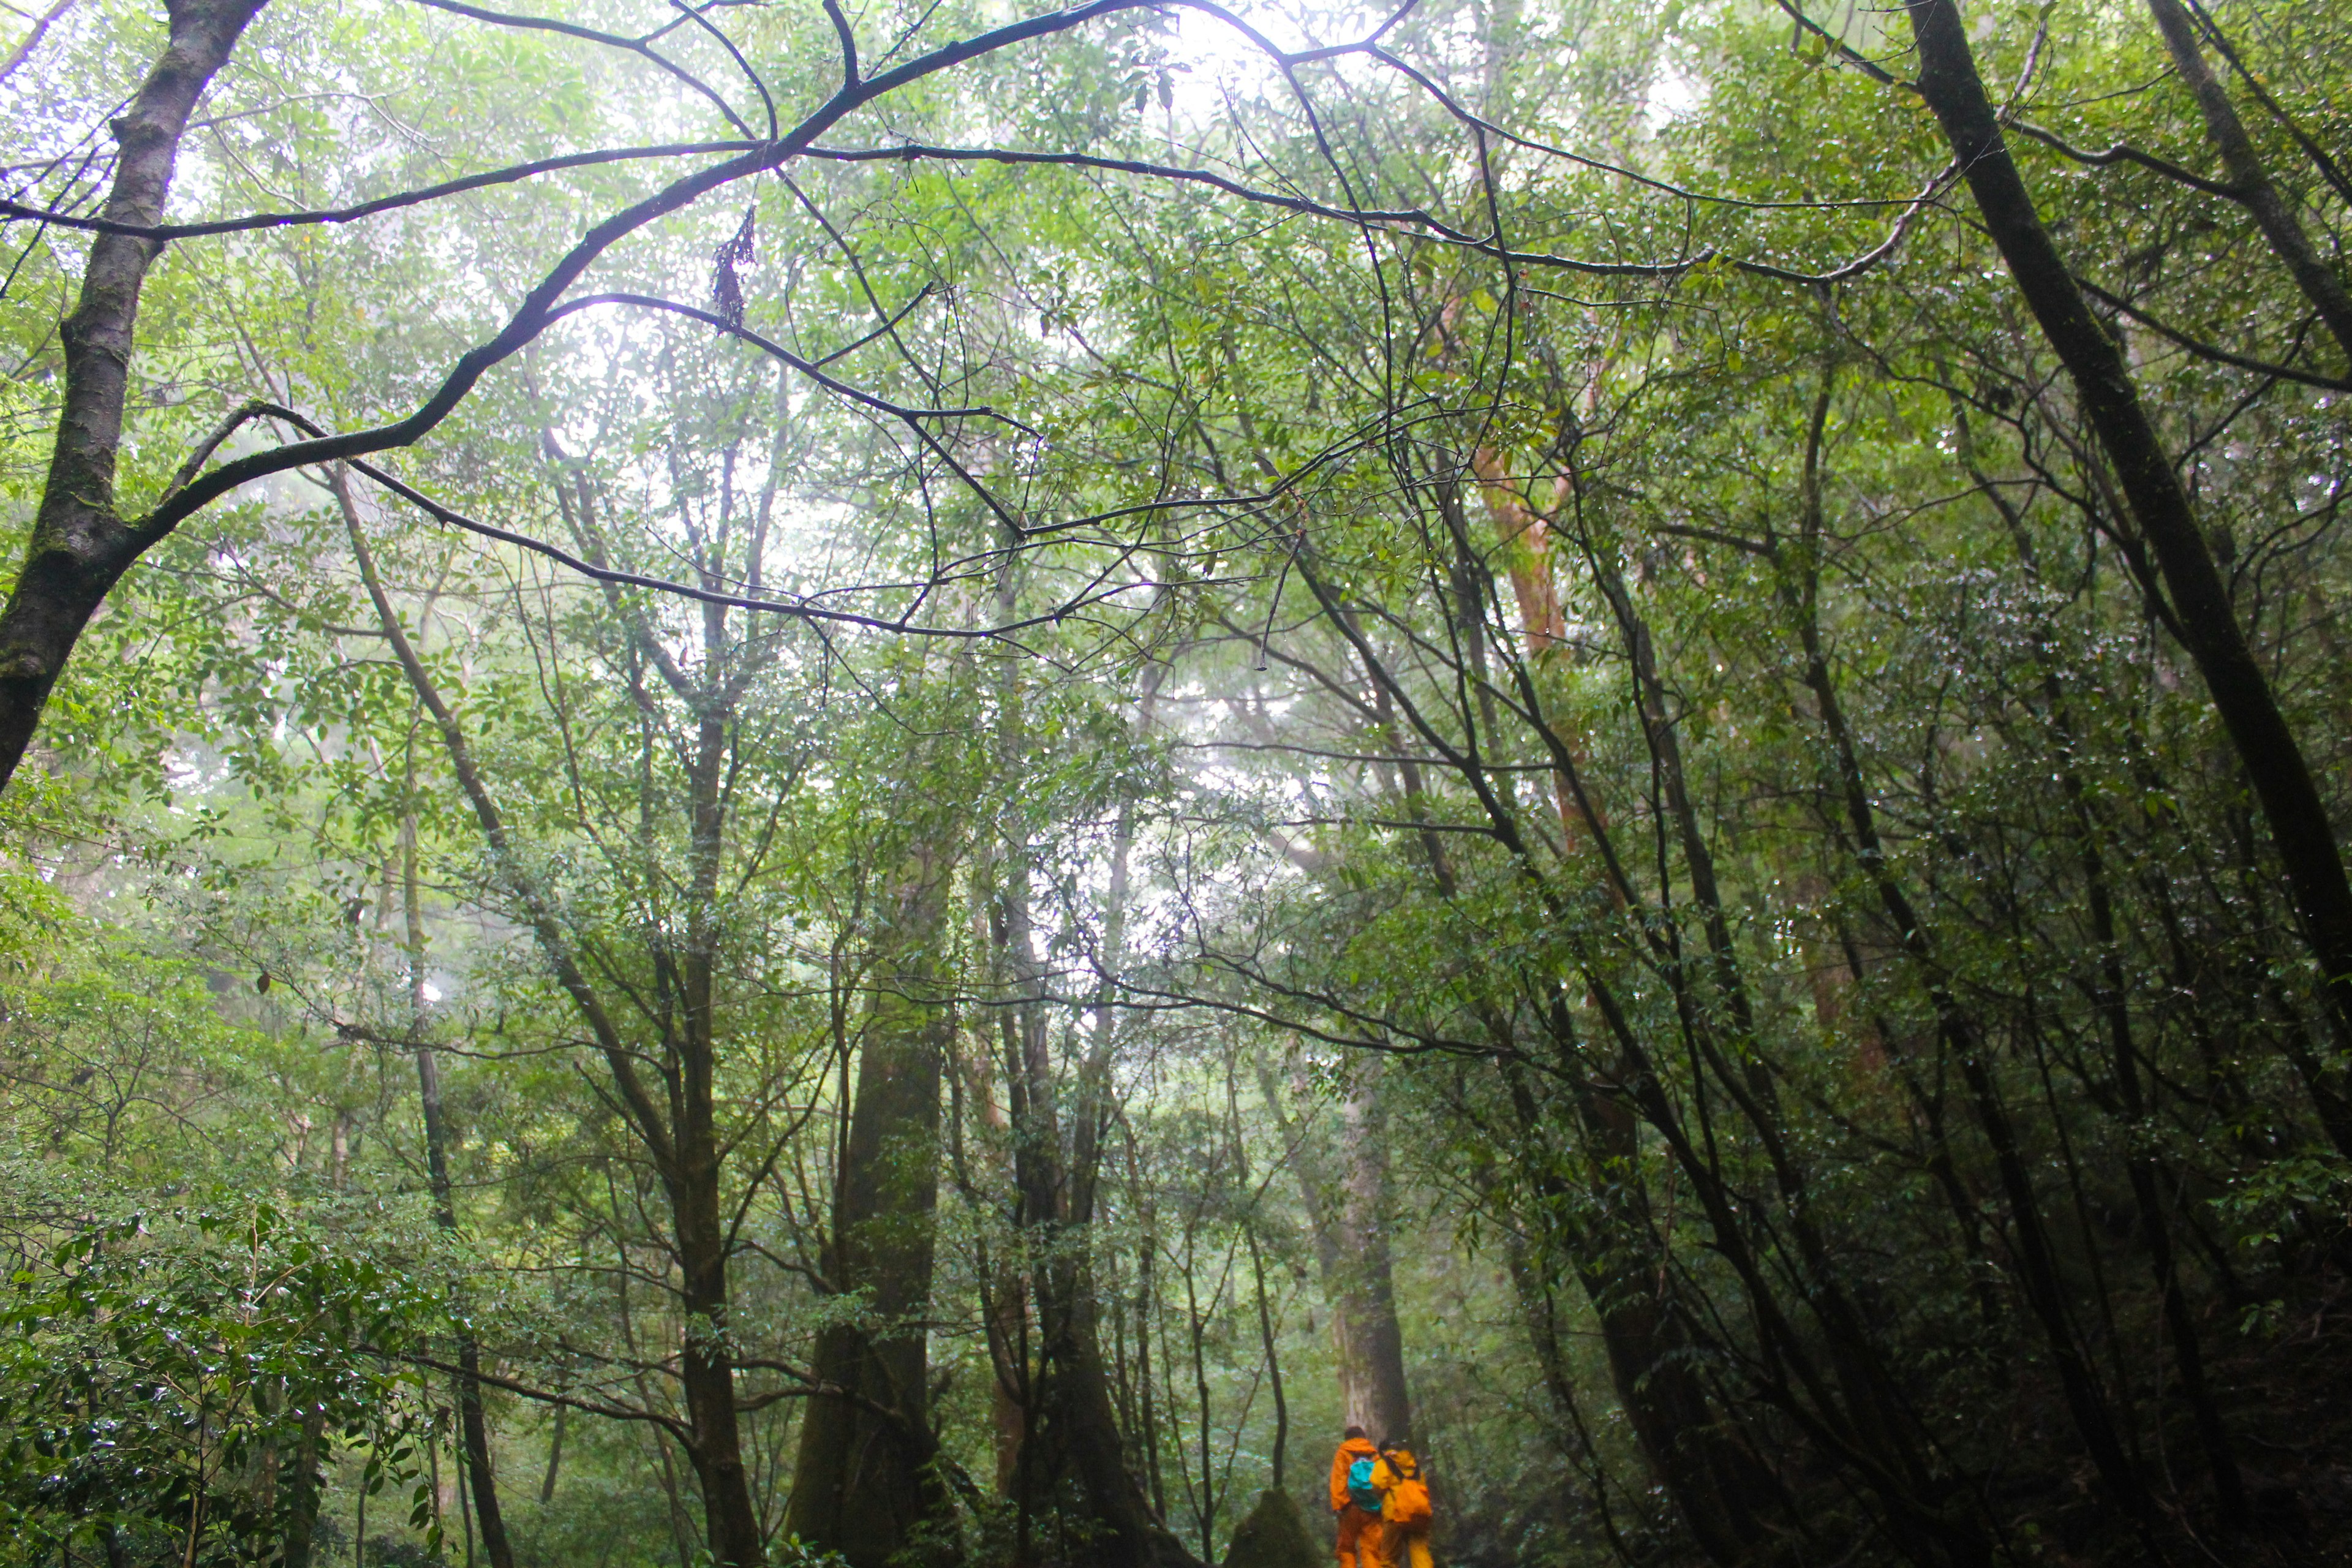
783,725,971,1567
5,0,2352,1563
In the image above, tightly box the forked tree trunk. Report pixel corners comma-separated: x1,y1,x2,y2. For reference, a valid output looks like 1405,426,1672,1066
1452,464,1806,1559
344,477,765,1566
987,606,1200,1568
0,0,268,791
785,848,955,1566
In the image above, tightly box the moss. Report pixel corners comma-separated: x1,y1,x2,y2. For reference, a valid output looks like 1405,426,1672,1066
1221,1488,1322,1568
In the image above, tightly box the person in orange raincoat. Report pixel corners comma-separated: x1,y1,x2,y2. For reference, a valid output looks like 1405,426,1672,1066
1328,1425,1386,1568
1372,1440,1434,1568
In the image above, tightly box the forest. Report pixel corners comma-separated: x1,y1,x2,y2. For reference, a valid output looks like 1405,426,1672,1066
1,0,2349,1563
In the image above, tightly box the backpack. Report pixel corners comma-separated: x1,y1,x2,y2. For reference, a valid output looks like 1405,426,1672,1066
1383,1453,1433,1528
1346,1455,1382,1513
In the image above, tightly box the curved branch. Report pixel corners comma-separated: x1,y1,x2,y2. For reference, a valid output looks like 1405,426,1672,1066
0,0,74,89
2074,275,2352,391
392,1352,695,1443
1735,162,1960,285
138,0,1163,542
0,141,761,239
668,0,776,138
821,0,861,86
331,462,679,1175
2008,119,2238,199
413,0,760,138
1773,0,1907,88
2179,0,2352,208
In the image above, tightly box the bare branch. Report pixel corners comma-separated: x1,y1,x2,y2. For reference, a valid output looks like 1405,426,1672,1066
0,0,72,88
0,141,761,239
2009,119,2238,200
2074,275,2352,391
412,0,760,137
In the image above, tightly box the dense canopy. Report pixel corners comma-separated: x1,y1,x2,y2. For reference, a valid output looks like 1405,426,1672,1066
1,0,2350,1564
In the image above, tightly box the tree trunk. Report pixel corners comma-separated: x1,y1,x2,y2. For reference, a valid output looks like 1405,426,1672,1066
988,615,1200,1568
993,854,1196,1568
1246,1229,1287,1494
1905,0,2352,1035
1327,1066,1413,1445
1252,674,1418,1450
1507,1066,1786,1568
0,0,267,791
676,1139,762,1567
676,701,765,1568
1269,1070,1412,1445
402,814,517,1568
540,1408,564,1504
343,473,764,1566
957,1044,1031,1497
785,849,954,1567
279,1411,326,1568
285,1088,353,1568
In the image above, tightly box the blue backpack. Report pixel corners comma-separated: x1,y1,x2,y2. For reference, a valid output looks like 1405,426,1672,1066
1346,1455,1382,1513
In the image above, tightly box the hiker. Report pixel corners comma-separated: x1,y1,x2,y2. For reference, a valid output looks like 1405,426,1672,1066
1328,1424,1386,1568
1373,1439,1433,1568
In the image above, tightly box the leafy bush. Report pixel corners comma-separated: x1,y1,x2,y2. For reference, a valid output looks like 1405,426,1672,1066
0,1193,448,1566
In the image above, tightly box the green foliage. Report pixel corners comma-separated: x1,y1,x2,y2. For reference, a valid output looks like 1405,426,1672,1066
0,1191,445,1565
6,0,2352,1562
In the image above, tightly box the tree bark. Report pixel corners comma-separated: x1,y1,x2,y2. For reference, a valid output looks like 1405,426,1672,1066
1256,945,1412,1443
0,0,267,791
1270,1070,1413,1447
1502,1065,1785,1568
1245,1229,1287,1493
1327,1066,1413,1446
785,847,954,1567
539,1408,564,1504
279,1410,326,1568
1905,0,2352,1035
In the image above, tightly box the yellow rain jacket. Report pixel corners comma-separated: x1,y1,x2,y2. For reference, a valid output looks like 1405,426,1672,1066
1372,1447,1431,1526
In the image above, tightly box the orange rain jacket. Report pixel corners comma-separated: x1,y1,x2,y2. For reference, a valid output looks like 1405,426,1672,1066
1328,1435,1379,1514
